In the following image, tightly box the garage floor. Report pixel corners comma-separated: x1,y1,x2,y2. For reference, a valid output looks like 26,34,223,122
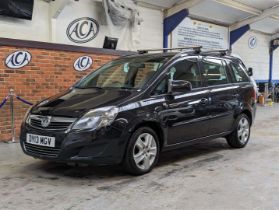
1,105,279,210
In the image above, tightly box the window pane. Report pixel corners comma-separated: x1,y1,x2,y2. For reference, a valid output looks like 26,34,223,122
153,59,201,95
202,58,228,86
230,63,250,83
171,59,202,88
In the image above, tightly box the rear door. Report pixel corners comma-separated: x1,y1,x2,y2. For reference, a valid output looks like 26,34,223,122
228,60,255,95
228,60,256,109
201,57,238,135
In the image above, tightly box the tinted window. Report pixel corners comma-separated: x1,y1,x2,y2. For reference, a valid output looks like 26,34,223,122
230,62,250,83
202,58,228,86
153,58,201,95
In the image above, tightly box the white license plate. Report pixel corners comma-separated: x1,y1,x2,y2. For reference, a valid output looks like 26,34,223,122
26,134,55,148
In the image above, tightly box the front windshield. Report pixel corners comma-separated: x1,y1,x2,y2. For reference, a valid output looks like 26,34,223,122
74,56,172,89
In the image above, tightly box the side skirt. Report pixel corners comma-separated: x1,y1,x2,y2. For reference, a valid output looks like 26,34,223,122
162,131,232,152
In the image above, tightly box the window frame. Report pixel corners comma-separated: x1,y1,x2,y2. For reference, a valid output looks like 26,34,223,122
150,56,205,96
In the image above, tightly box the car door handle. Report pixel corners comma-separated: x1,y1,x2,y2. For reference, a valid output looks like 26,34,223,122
168,103,180,109
200,98,208,105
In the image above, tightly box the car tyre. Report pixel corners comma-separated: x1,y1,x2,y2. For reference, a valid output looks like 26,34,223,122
123,127,160,175
226,114,251,148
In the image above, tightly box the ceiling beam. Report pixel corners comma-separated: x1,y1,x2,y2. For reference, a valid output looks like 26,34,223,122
167,0,205,17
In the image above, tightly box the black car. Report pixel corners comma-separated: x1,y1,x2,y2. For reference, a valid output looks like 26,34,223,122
20,47,257,175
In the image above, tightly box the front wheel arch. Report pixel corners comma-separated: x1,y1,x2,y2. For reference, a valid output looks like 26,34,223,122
128,121,165,151
122,126,160,175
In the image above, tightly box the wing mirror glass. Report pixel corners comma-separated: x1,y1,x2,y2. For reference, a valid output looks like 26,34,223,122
247,67,253,76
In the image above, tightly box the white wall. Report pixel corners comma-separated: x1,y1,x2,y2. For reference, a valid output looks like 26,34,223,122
232,31,270,81
273,48,279,81
137,6,163,49
0,0,50,42
0,0,163,51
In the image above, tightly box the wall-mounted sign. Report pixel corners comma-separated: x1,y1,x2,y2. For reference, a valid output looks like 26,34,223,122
172,17,229,50
67,17,99,44
5,51,31,69
74,56,93,71
248,36,257,49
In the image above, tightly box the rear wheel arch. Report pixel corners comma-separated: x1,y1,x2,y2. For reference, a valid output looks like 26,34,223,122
226,113,251,148
240,109,252,125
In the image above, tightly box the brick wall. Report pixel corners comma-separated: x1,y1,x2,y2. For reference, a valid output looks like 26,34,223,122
0,39,129,141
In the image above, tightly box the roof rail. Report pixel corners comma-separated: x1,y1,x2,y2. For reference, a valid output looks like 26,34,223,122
200,49,231,56
138,46,202,54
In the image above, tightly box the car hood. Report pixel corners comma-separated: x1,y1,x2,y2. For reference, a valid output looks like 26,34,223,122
31,88,139,118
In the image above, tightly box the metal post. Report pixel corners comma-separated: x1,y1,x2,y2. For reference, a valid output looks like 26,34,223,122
9,89,16,143
264,83,268,103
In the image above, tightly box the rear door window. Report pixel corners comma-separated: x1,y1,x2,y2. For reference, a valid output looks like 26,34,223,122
230,62,250,83
202,57,228,86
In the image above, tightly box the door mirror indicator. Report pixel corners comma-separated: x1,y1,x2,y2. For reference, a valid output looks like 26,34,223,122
247,67,253,76
168,80,192,93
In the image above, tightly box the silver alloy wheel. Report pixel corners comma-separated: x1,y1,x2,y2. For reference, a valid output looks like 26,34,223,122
133,133,157,170
237,117,250,144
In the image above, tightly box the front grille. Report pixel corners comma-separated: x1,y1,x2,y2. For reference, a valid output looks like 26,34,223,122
24,143,61,158
28,115,76,131
30,118,73,130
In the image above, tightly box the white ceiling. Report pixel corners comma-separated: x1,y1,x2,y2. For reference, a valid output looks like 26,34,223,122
234,0,279,11
189,0,253,25
251,17,279,34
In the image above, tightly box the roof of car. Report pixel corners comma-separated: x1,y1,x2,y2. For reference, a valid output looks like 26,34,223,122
120,51,243,64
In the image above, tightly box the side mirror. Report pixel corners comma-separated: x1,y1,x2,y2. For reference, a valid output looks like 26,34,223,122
247,67,253,76
168,80,192,93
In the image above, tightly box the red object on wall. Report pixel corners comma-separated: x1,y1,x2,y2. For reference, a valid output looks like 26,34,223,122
0,38,132,141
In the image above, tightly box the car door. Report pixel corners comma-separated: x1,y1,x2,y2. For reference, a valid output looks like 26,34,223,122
201,57,238,135
156,57,211,145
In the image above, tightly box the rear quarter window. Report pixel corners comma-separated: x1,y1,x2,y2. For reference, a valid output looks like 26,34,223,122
229,62,250,83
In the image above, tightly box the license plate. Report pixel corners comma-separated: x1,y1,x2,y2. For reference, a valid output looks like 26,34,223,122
26,134,55,148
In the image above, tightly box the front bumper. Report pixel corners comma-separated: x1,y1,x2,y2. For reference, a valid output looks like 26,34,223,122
20,122,129,166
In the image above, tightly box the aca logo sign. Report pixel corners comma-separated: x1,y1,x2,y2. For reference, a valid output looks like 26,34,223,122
74,56,93,71
248,36,257,49
5,51,32,69
67,17,99,43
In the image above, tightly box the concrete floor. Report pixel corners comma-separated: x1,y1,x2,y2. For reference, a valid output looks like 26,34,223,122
1,105,279,210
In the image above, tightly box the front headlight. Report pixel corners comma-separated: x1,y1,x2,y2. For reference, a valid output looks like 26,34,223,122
71,106,119,131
